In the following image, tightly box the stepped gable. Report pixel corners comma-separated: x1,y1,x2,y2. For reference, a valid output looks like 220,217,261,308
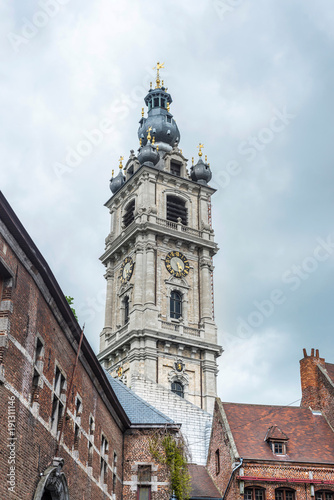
223,402,334,463
188,464,222,499
105,372,175,425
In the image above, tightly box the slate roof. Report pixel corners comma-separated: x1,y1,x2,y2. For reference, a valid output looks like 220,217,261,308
325,362,334,385
105,372,175,426
223,403,334,464
188,464,222,499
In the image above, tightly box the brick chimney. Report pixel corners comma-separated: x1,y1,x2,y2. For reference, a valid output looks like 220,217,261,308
300,348,326,410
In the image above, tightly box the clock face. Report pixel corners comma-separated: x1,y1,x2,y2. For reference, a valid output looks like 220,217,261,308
165,251,190,278
120,256,134,283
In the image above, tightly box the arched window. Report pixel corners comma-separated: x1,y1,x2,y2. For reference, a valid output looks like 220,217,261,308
315,492,334,500
170,291,182,319
275,489,295,500
244,487,265,500
124,296,129,324
171,381,184,398
166,195,187,225
123,199,135,228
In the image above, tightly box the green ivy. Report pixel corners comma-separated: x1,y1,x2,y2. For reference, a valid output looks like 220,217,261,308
65,295,78,321
150,433,191,500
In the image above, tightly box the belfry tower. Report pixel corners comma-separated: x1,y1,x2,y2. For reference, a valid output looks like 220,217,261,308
98,64,221,414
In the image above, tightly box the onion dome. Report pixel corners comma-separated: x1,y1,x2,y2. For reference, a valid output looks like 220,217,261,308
138,62,180,152
109,157,126,194
137,128,160,166
190,144,212,185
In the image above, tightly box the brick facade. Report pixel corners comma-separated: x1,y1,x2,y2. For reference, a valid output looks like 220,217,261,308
0,192,178,500
207,350,334,500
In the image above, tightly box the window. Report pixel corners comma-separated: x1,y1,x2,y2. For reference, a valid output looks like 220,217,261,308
316,492,334,500
74,424,79,450
166,195,187,225
100,435,109,485
244,487,265,500
154,97,159,107
170,291,182,319
170,161,181,176
138,487,151,500
123,199,135,228
166,116,172,123
272,442,285,454
51,367,66,434
88,442,93,467
171,381,184,398
89,416,95,435
137,465,151,500
124,296,130,324
275,489,295,500
113,452,117,493
215,449,220,475
32,337,44,404
75,396,82,416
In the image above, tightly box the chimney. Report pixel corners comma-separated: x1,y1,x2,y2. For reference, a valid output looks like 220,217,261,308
300,348,325,410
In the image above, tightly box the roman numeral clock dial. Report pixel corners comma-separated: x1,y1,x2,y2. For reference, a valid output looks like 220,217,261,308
165,251,190,278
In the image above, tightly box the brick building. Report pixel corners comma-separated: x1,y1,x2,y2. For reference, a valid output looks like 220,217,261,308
0,191,180,500
207,349,334,500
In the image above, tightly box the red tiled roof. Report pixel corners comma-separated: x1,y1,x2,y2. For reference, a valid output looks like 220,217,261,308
223,403,334,464
325,362,334,385
188,464,222,499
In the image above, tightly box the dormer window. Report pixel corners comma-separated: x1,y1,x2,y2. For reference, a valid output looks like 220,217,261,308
265,425,288,456
273,442,285,455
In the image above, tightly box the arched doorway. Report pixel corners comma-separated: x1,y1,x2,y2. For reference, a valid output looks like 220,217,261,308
34,458,69,500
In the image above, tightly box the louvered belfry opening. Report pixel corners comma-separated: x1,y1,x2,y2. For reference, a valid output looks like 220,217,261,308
123,199,135,227
166,195,187,225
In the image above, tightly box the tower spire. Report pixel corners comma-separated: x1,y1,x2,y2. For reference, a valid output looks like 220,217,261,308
153,61,164,89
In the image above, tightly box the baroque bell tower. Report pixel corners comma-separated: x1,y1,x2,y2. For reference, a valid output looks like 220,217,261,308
98,64,222,413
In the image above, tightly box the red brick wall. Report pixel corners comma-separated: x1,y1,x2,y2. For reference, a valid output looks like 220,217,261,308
123,429,173,500
206,398,239,498
0,232,124,500
300,348,334,429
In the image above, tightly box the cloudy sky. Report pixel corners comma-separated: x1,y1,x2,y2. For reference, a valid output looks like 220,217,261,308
1,0,334,406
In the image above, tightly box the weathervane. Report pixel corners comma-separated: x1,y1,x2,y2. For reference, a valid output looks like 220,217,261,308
197,143,204,157
153,61,165,88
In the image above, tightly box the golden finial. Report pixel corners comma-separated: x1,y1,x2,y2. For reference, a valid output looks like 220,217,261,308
139,138,142,146
119,156,124,169
153,61,165,88
156,145,159,151
150,82,152,89
208,163,210,167
162,80,164,87
112,169,114,177
180,149,183,155
167,102,170,112
192,157,194,166
205,155,207,163
141,107,144,117
152,135,155,144
197,143,204,157
147,126,152,142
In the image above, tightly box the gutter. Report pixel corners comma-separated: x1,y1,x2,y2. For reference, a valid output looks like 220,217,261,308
222,458,243,500
236,476,334,485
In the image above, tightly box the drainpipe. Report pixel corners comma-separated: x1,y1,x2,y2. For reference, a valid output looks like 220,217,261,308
222,458,243,500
